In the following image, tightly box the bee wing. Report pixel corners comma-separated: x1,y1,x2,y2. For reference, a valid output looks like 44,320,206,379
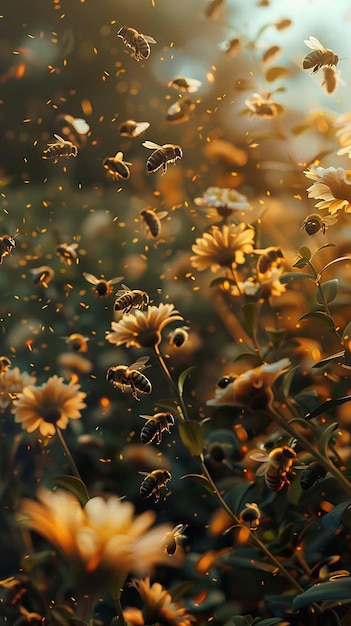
250,453,271,462
256,463,269,476
167,101,182,115
115,284,131,296
133,122,150,136
114,152,124,161
53,134,65,142
129,356,150,371
142,141,162,149
138,471,150,477
83,272,98,285
108,276,124,285
157,211,168,220
139,414,153,420
144,35,157,44
304,36,324,50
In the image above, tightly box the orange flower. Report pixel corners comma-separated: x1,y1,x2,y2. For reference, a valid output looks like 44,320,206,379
190,223,255,272
305,166,351,214
129,577,196,626
106,303,184,349
13,375,86,436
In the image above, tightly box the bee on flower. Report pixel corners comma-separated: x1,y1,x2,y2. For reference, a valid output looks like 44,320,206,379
244,92,284,118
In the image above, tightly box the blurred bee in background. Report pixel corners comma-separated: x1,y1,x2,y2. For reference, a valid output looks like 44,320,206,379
250,445,297,491
63,333,89,353
216,374,235,389
139,412,175,445
302,213,338,235
83,272,123,298
114,285,149,314
300,462,327,490
55,114,90,149
204,0,226,20
0,231,17,264
218,37,241,57
139,468,172,502
303,36,339,73
167,76,202,93
117,26,156,61
106,356,152,401
0,356,12,373
103,152,132,181
239,502,261,531
168,326,190,348
42,134,78,163
56,242,79,265
143,141,183,174
30,266,55,288
118,119,150,138
140,208,168,238
162,523,188,555
165,98,197,124
255,247,284,276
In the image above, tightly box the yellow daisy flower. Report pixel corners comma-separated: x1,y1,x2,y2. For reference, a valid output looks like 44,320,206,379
129,577,196,626
0,367,36,413
106,303,184,349
190,223,255,272
305,166,351,214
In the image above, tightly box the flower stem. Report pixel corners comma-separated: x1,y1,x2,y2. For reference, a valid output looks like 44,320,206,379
153,345,189,421
55,426,82,480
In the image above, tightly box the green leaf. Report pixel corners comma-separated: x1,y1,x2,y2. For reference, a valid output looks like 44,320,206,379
306,396,351,420
298,246,312,261
317,422,339,457
265,66,289,82
292,578,351,611
178,420,204,457
180,473,213,493
299,311,336,331
281,364,299,397
321,500,351,531
314,242,336,254
51,475,90,505
315,279,338,305
224,482,257,515
312,352,345,369
279,271,314,284
241,302,259,339
342,321,351,343
178,366,195,397
320,256,351,274
293,257,309,269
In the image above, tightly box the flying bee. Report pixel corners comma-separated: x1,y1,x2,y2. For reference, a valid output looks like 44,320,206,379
103,152,132,181
250,445,298,492
168,326,190,348
162,523,188,555
140,208,168,238
106,355,152,401
139,412,175,445
239,502,261,531
303,36,339,73
55,114,90,149
118,119,150,138
218,37,241,57
0,232,16,264
0,356,11,373
143,141,183,175
56,242,79,265
83,272,123,298
255,247,284,276
302,213,338,235
30,265,55,288
167,76,202,93
42,134,78,163
165,98,197,124
139,468,172,502
114,284,149,314
117,26,156,61
216,375,235,389
300,462,327,491
63,333,89,353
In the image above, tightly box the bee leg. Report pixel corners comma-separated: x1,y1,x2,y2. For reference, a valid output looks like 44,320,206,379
130,383,140,401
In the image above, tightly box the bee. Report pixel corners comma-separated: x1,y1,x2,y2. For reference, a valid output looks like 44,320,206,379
63,333,89,353
118,119,150,138
139,412,175,445
239,502,261,531
167,76,202,93
30,265,55,288
218,37,241,57
303,36,339,74
165,98,197,124
143,141,183,175
302,213,338,235
139,468,172,502
300,462,327,491
83,272,123,298
140,208,168,238
103,152,132,181
0,356,11,373
55,114,90,149
162,523,188,555
42,134,78,163
216,375,235,389
56,242,79,265
250,445,297,492
0,232,16,264
204,0,226,20
114,285,149,314
255,247,284,276
106,356,152,401
117,26,156,61
168,326,190,348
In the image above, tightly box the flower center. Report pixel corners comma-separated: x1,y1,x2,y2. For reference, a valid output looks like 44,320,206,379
41,405,62,424
137,329,162,348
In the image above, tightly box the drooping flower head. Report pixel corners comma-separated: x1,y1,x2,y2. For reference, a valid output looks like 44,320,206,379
207,358,291,411
12,375,87,436
106,303,184,349
190,223,255,273
127,577,196,626
305,166,351,214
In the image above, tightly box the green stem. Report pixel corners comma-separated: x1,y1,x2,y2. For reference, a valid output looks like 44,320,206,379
153,345,189,421
55,426,82,480
306,260,343,342
268,406,351,497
